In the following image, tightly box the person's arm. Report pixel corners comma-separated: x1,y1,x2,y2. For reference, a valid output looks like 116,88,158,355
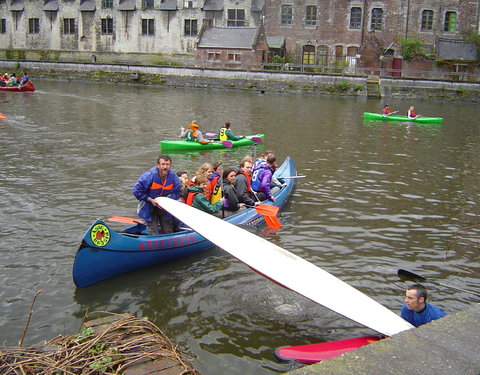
179,127,188,138
226,129,242,141
194,194,223,214
260,171,273,200
196,130,209,143
131,172,151,202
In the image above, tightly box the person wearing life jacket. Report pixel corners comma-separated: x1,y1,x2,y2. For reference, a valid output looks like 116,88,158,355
222,168,246,217
251,153,279,202
185,175,224,215
382,104,399,117
219,122,244,141
407,105,421,119
179,121,210,143
234,156,261,207
188,163,214,201
209,162,223,204
131,155,182,235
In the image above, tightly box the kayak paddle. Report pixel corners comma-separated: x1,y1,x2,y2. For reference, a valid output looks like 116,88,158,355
0,113,7,119
108,216,144,224
397,269,480,297
157,197,414,336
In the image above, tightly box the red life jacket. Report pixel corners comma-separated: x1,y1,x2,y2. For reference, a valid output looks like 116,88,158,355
236,171,252,191
186,191,199,206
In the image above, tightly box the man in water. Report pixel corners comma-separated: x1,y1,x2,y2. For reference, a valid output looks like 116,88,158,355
400,283,447,327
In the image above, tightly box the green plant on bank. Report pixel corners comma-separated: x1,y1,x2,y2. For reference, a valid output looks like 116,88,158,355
75,327,94,342
397,35,426,61
89,356,112,373
353,84,365,91
336,81,350,91
456,86,466,95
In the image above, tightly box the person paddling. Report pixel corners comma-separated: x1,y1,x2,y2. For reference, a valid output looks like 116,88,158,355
400,283,447,327
219,121,244,141
180,121,210,143
382,104,399,117
407,105,421,119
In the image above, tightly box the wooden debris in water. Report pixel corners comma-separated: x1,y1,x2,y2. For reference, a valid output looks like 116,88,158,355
0,311,200,375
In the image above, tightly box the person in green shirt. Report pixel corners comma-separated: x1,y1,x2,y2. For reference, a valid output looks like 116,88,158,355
219,122,244,141
185,175,224,215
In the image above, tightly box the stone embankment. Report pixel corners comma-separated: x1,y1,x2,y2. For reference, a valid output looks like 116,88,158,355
285,304,480,375
1,60,479,102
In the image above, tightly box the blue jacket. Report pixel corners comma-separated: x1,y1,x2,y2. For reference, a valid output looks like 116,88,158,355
131,167,181,222
251,162,274,200
401,302,447,327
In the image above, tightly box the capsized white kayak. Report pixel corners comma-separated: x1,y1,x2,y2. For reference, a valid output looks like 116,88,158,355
157,197,414,336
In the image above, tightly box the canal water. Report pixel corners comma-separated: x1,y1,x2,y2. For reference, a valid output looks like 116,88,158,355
0,80,479,374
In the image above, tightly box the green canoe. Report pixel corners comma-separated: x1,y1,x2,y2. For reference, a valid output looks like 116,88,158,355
363,112,443,124
160,134,264,152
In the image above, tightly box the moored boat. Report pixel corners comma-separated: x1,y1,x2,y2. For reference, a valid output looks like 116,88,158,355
363,112,443,123
160,133,264,152
0,80,35,92
72,156,296,287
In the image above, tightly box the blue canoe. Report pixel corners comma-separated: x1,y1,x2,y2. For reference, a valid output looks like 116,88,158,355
72,157,297,287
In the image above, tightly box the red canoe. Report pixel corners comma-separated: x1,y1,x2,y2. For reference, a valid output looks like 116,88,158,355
275,335,382,364
0,80,35,92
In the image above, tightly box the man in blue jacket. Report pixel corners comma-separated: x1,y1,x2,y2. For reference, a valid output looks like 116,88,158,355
132,155,182,235
401,283,447,327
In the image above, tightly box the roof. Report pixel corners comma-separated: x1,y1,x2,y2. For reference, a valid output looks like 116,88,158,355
203,0,223,11
159,0,177,10
267,36,285,49
10,0,24,11
118,0,136,11
198,27,259,49
43,0,59,11
79,0,95,11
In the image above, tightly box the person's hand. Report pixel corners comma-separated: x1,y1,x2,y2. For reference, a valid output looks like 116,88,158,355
254,201,261,206
239,203,245,208
270,196,276,203
149,197,161,208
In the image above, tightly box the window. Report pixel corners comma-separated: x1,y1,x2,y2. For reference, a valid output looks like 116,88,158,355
444,11,457,32
371,8,383,30
142,19,154,35
349,7,362,29
281,4,292,25
421,10,433,31
63,18,75,34
317,46,328,66
142,0,154,8
228,53,241,62
28,18,40,34
305,5,317,26
302,45,315,65
184,0,195,8
184,19,197,36
227,9,245,27
101,18,113,34
102,0,113,9
0,19,6,34
208,52,221,61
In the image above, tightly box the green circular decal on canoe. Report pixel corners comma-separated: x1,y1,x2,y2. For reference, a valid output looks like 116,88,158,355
90,223,110,247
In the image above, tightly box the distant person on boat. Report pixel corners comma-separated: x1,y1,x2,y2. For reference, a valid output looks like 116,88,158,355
400,283,447,327
219,122,244,141
179,121,210,143
132,155,182,235
251,153,279,202
185,175,224,215
234,156,261,207
407,106,421,119
382,104,399,117
19,72,30,86
6,73,17,87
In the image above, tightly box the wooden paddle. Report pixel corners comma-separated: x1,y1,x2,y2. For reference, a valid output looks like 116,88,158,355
157,197,414,336
398,269,480,297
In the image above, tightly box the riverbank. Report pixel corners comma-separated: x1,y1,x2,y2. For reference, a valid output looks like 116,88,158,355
285,304,480,375
1,60,479,102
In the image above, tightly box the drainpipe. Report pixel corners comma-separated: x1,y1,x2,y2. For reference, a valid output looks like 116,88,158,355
405,0,410,38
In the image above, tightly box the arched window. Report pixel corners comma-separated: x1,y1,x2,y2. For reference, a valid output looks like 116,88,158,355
302,45,315,65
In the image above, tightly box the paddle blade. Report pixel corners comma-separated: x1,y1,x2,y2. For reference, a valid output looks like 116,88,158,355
0,113,7,119
205,132,217,137
265,215,282,229
222,141,233,148
397,269,426,282
108,216,144,224
255,204,279,216
249,136,263,144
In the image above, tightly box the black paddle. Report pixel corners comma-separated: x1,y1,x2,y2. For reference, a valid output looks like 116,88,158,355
397,269,480,297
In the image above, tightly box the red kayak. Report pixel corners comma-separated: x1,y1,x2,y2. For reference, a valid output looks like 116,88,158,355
0,80,35,92
275,335,382,364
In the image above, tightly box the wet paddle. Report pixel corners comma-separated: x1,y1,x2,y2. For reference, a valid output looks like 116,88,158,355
397,269,480,297
108,216,144,224
200,140,233,148
0,113,7,119
157,197,414,336
246,204,281,229
279,175,306,179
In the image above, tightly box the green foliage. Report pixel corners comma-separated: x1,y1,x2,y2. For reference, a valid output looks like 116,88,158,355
353,84,365,91
398,35,425,61
75,327,94,342
89,356,112,373
336,81,350,91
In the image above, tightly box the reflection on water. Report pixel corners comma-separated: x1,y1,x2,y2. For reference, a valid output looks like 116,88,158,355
0,80,479,374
